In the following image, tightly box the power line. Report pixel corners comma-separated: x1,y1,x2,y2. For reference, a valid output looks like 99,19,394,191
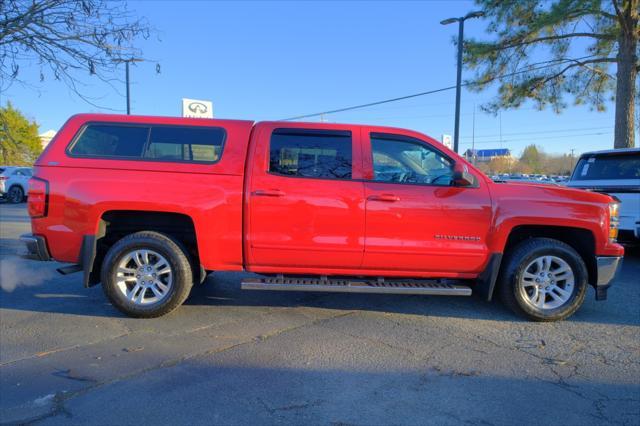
279,55,599,121
458,131,613,146
337,104,548,122
281,85,458,121
460,125,613,140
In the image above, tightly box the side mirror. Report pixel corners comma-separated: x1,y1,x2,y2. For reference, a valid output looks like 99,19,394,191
453,164,476,187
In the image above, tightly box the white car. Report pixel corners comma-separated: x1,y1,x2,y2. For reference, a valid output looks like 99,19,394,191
567,148,640,242
0,166,32,204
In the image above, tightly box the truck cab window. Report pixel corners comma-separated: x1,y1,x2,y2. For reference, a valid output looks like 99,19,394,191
371,134,453,186
269,129,352,179
145,126,225,163
70,124,150,158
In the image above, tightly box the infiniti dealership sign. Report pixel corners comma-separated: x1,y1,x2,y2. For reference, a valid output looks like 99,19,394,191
182,98,213,118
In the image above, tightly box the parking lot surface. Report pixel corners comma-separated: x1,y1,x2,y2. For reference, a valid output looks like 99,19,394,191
1,202,639,425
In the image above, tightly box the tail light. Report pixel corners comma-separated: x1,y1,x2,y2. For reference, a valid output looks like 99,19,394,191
28,177,49,218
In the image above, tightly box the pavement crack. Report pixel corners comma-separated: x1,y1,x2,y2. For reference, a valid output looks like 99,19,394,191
326,326,422,359
1,392,71,426
257,397,324,415
3,309,358,421
0,332,131,368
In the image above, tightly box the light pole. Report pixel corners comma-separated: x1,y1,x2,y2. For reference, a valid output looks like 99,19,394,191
441,11,484,154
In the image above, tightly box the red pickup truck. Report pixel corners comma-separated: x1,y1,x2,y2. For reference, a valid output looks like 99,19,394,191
22,114,623,321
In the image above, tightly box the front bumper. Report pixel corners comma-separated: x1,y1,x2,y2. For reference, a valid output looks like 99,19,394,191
20,233,52,261
594,256,623,300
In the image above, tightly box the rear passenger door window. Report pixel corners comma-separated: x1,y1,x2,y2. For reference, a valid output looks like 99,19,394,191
70,125,149,158
145,126,225,163
269,129,353,179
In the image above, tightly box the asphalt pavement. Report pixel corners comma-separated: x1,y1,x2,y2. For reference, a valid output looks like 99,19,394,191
0,202,638,426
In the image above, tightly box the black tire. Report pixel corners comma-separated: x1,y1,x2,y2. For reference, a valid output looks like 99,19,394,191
498,238,588,322
101,231,194,318
8,186,24,204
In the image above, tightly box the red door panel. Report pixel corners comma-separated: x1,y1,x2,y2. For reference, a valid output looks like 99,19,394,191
245,123,366,270
250,178,365,268
363,183,492,273
362,129,493,275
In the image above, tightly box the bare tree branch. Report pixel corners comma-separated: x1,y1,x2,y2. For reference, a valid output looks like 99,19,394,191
0,0,153,105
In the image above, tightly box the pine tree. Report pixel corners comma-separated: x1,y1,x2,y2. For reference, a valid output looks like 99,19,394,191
464,0,638,148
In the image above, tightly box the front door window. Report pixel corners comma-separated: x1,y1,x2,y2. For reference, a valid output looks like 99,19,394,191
371,134,453,186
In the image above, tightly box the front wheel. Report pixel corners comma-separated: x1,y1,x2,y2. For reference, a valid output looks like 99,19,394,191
498,238,588,322
101,231,194,318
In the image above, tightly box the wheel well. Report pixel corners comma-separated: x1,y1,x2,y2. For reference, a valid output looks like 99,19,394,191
503,225,597,285
89,211,198,285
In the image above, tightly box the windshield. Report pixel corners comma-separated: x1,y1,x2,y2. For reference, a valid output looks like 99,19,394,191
572,153,640,180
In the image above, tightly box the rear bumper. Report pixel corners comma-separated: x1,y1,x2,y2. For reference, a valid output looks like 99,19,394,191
594,256,622,300
20,234,52,261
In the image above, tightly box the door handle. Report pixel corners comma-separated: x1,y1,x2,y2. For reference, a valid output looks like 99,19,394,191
367,194,400,202
252,189,285,197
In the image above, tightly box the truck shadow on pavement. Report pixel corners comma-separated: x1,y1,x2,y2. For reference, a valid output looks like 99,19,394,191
1,248,638,327
184,270,638,326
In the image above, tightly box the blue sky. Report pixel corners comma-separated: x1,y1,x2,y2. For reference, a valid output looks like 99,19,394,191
2,0,636,156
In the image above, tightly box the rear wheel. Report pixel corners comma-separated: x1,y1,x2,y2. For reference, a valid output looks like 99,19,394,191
101,231,194,318
8,186,24,204
499,238,588,322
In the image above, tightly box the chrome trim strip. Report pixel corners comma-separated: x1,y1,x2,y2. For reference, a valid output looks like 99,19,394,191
241,279,472,296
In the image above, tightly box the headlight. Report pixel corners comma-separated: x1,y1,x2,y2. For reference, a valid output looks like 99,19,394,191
609,202,620,242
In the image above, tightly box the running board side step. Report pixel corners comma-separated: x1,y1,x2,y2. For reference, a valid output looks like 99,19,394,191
241,276,472,296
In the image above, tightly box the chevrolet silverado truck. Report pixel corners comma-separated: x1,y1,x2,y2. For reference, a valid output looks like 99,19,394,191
21,114,624,321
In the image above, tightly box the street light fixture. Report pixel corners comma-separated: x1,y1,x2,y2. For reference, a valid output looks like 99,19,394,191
441,10,484,154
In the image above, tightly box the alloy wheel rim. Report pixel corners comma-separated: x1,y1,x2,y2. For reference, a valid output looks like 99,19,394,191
115,249,173,305
519,255,575,310
9,187,21,202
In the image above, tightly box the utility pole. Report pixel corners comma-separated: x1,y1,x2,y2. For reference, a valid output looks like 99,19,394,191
570,148,575,173
125,60,131,115
471,104,476,166
113,57,144,115
440,10,484,154
499,111,503,148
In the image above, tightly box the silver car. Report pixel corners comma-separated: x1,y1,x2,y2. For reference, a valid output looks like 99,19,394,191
0,166,32,204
